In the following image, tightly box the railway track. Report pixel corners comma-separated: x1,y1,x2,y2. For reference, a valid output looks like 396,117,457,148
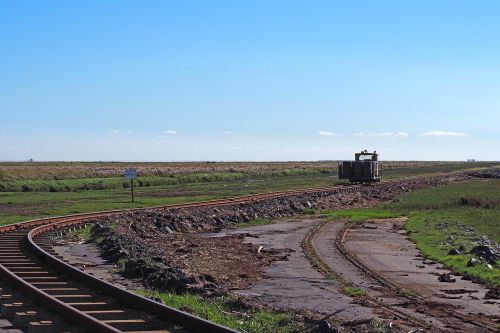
0,184,360,332
302,219,499,332
335,223,499,332
301,221,432,331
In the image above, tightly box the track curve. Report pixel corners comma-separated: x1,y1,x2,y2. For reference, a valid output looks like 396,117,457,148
0,184,359,332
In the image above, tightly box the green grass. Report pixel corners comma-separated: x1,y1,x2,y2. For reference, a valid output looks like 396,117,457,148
404,210,500,285
66,224,93,241
0,173,341,226
381,162,498,179
342,285,367,297
397,288,417,298
136,290,303,333
389,180,499,241
323,179,500,287
0,173,252,192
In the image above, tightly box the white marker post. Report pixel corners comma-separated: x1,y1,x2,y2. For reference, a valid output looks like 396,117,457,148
124,168,138,203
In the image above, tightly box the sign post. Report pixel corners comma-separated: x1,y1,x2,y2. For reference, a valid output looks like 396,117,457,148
124,168,137,203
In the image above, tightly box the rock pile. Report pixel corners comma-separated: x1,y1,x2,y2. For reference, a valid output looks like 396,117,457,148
468,168,500,179
91,222,223,294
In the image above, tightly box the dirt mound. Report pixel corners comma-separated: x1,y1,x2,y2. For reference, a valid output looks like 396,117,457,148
91,222,219,294
91,222,289,294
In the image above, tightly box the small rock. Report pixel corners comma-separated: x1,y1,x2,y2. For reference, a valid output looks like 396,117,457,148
470,245,497,265
467,258,481,267
438,273,456,283
484,288,500,300
448,249,460,255
311,320,338,333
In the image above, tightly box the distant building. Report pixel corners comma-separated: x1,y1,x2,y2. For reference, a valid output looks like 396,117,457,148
467,159,476,162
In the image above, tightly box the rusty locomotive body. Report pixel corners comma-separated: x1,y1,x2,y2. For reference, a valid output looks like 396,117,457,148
338,150,382,184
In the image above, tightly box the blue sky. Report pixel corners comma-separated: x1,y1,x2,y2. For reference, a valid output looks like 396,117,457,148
1,1,499,161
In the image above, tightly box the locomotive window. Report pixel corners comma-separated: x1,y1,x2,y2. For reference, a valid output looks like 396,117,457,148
358,155,372,160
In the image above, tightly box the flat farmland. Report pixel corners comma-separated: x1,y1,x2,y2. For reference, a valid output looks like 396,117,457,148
0,161,497,226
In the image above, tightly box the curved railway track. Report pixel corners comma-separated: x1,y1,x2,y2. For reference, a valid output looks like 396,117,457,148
302,219,499,332
335,223,499,332
0,184,360,332
301,221,432,331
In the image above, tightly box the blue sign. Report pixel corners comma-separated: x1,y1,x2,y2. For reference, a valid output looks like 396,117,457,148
124,168,137,180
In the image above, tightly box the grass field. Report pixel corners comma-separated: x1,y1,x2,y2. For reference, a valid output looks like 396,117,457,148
1,162,497,227
1,161,496,192
324,179,500,286
1,161,496,226
0,173,342,226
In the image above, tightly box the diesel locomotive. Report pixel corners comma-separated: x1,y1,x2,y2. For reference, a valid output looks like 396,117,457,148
338,150,382,184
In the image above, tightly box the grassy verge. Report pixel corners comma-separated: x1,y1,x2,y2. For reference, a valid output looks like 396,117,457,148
323,179,500,287
137,290,304,333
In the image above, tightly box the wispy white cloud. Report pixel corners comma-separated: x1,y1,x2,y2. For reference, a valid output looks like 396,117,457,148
156,129,178,138
109,129,120,134
318,130,343,136
223,130,233,135
127,130,134,135
353,132,408,137
420,131,468,137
